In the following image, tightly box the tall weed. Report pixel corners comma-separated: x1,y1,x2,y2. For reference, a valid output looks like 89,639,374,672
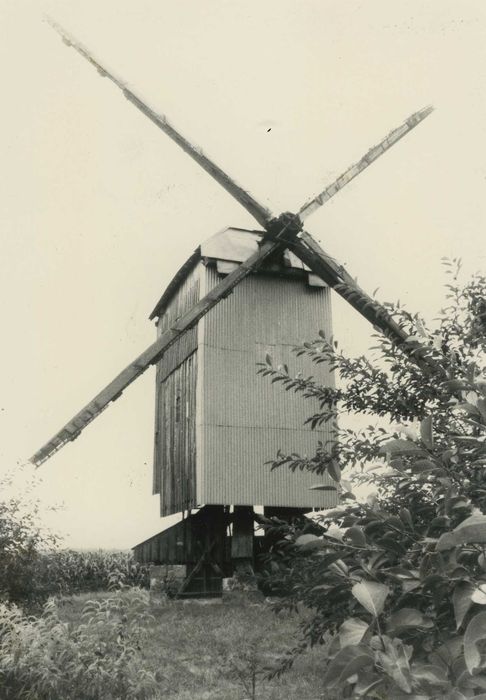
0,588,161,700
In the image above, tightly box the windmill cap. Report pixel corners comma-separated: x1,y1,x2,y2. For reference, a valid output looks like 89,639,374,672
149,226,319,320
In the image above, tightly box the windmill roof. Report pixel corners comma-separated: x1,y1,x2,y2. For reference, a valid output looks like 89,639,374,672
149,226,313,320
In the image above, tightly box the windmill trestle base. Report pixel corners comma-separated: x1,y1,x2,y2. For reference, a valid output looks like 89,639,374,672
135,505,312,600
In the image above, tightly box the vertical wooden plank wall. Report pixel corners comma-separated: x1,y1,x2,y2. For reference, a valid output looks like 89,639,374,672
153,264,201,516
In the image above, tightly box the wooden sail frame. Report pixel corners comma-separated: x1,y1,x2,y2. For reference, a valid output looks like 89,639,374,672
30,20,434,466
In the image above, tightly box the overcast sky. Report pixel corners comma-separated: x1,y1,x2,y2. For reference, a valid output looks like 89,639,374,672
1,0,485,549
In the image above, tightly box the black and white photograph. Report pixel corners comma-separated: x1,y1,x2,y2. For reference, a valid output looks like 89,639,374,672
1,1,485,698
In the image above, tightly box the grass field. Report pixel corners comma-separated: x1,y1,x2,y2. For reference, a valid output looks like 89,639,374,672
57,591,329,700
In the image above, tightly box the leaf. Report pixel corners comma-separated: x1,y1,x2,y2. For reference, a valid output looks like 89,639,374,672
399,507,414,529
478,398,486,422
455,514,486,536
464,611,486,674
339,618,369,648
384,438,426,457
328,559,349,576
375,636,413,693
411,662,450,688
472,584,486,605
453,582,475,629
352,581,390,617
322,507,347,519
386,566,420,580
309,484,337,491
327,460,342,482
420,416,434,449
437,515,486,551
436,532,457,551
377,534,406,556
429,636,463,671
412,458,437,473
353,674,384,697
386,608,434,634
315,552,349,571
458,672,486,691
365,462,386,473
345,526,367,548
402,578,422,593
323,644,373,688
441,379,469,392
295,534,319,547
265,353,272,366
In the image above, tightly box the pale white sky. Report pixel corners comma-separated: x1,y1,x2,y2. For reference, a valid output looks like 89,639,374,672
0,0,485,548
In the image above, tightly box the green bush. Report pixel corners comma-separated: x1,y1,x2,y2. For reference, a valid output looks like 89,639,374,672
0,588,162,700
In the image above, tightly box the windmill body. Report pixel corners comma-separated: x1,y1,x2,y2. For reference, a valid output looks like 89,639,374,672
133,226,336,596
151,226,335,518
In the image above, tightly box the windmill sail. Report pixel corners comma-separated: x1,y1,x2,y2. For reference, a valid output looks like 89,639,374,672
291,233,408,342
298,106,433,221
46,17,272,229
30,227,298,466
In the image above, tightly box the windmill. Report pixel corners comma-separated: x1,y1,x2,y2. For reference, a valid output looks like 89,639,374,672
31,18,434,597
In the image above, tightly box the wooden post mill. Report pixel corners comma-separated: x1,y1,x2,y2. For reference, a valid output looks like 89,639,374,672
133,226,336,596
31,19,434,598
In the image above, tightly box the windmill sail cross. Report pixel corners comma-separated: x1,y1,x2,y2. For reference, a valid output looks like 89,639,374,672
32,18,436,467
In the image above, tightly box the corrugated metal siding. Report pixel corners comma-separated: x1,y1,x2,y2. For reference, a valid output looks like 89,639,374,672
197,266,337,508
201,426,335,507
153,264,201,515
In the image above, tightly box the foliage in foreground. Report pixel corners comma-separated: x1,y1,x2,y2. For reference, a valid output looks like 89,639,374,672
0,588,160,700
259,263,486,698
0,590,329,700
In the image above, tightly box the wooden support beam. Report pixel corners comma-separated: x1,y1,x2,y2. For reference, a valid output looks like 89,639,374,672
231,506,255,561
177,540,215,598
